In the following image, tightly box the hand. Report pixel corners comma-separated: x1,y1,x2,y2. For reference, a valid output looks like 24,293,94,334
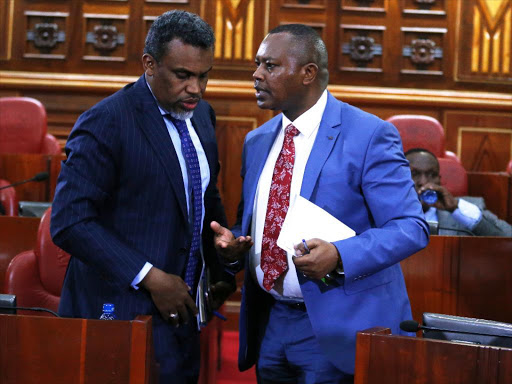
210,221,253,263
140,267,198,327
418,183,458,212
209,281,236,311
293,238,341,280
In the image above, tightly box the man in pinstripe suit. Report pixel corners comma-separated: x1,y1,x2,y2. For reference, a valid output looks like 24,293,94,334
51,10,234,383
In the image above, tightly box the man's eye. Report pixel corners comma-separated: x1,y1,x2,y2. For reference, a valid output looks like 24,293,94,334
266,63,275,70
176,72,188,79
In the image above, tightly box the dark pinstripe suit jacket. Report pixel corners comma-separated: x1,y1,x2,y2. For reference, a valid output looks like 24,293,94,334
50,74,228,322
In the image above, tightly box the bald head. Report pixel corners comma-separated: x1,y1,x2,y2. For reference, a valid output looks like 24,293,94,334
267,24,329,89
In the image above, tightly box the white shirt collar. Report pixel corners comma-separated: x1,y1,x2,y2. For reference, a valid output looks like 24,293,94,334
281,90,328,138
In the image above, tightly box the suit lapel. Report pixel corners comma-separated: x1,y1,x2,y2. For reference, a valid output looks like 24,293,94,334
242,119,282,232
191,110,213,174
132,76,188,222
301,92,342,200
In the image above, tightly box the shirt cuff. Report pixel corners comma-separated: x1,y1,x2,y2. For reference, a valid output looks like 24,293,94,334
131,262,153,290
452,198,482,230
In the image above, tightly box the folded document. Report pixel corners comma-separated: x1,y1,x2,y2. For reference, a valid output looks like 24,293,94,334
277,196,355,253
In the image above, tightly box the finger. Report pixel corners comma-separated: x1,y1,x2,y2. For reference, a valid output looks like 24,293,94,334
236,236,252,243
168,310,180,327
211,221,232,239
210,221,223,234
176,303,189,325
184,293,199,316
294,241,307,256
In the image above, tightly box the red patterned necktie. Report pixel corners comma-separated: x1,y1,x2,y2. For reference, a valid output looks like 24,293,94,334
261,123,300,291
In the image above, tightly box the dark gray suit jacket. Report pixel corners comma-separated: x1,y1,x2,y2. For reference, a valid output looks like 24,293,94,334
437,196,512,236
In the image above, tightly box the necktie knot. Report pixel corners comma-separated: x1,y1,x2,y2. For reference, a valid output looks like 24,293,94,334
285,124,300,138
164,114,188,136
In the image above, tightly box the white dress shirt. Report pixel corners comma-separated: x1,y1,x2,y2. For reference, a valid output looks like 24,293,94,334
249,90,328,301
131,82,210,288
424,198,482,231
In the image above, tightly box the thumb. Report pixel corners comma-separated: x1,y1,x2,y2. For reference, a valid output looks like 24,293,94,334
210,221,224,234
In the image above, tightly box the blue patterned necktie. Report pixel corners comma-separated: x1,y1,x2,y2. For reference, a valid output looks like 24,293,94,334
165,115,202,294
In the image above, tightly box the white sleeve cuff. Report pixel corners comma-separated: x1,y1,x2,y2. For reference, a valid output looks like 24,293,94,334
452,198,482,230
131,262,153,289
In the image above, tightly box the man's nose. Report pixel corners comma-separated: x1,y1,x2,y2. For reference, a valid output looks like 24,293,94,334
417,173,428,186
186,78,201,95
253,65,263,81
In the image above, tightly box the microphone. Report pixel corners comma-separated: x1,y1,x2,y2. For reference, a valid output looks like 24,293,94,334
0,306,60,317
400,320,512,338
0,171,49,191
0,294,60,317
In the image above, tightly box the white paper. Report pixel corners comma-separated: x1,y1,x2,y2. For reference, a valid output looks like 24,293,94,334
277,196,355,254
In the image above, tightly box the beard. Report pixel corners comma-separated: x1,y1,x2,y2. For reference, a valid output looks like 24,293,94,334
169,108,194,121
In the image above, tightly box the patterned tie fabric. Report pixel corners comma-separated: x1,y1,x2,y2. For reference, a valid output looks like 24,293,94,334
165,115,202,294
261,123,300,291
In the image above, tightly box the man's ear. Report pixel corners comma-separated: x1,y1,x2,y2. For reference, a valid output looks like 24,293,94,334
302,63,318,86
142,53,156,76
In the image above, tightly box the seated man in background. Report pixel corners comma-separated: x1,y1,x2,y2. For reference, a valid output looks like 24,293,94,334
406,148,512,236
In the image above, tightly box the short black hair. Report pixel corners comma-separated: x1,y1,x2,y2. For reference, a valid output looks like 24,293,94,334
144,10,214,63
404,147,438,163
268,24,329,88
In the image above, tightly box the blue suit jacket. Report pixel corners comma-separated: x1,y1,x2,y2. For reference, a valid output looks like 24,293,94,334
50,75,228,359
233,92,429,374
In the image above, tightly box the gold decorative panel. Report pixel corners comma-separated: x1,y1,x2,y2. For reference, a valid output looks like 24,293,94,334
214,0,255,62
0,0,14,60
457,0,512,83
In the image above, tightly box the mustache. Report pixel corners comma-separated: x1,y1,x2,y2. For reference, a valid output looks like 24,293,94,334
181,97,200,103
254,83,268,92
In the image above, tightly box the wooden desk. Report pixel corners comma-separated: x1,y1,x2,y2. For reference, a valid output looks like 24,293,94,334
402,235,512,325
0,216,40,291
354,327,512,384
0,153,64,202
0,314,157,384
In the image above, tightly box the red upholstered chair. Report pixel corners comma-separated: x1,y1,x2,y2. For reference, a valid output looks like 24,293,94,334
4,207,70,315
0,97,61,155
438,158,468,197
387,114,460,163
0,179,18,216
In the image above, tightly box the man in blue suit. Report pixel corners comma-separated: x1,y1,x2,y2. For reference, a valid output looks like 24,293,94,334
211,24,429,383
51,11,234,384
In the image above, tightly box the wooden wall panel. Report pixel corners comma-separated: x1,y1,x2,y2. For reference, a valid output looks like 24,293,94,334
0,0,510,91
444,111,512,172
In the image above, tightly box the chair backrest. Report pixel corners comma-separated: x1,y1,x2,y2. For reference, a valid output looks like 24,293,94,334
438,158,468,196
387,114,446,158
0,179,18,216
0,97,61,155
35,207,70,296
4,207,70,314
